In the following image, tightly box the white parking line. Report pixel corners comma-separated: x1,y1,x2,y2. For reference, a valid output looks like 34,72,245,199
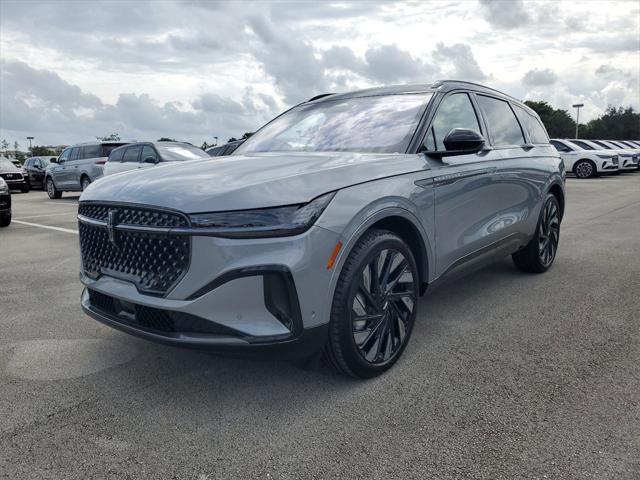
11,220,78,235
16,212,77,219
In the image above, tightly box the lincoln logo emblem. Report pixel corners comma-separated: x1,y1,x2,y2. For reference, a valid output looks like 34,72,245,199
107,209,118,246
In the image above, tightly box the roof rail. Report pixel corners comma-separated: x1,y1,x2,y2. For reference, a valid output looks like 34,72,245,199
307,93,335,102
431,80,518,101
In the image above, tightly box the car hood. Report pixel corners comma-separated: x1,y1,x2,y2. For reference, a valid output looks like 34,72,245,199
0,166,22,174
81,151,429,212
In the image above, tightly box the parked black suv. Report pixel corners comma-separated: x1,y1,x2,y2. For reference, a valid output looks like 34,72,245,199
0,157,30,193
24,156,57,189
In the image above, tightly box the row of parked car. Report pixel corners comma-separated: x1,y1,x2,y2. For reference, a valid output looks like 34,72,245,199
550,138,640,178
0,138,245,200
0,134,638,203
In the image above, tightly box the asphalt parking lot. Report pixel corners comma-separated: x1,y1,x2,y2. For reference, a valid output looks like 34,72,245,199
1,174,639,480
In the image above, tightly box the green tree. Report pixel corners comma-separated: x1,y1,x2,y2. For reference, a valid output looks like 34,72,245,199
0,139,8,151
96,133,121,141
30,146,55,156
14,140,20,151
241,132,254,140
227,137,238,143
582,106,640,140
157,137,177,142
524,101,575,138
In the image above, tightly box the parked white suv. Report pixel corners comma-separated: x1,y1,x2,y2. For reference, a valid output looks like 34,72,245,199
571,139,638,172
550,139,618,178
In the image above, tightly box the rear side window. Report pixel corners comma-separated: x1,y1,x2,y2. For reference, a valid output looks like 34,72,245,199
593,140,611,149
102,144,126,157
514,106,549,144
569,140,594,150
108,147,125,162
477,95,525,146
123,145,142,162
83,144,102,158
550,140,571,152
426,93,482,151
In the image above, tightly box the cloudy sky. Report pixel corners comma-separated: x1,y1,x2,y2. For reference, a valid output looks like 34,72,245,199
1,0,638,148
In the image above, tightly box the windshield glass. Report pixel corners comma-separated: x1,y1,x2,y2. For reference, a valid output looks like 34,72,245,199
235,93,432,154
156,144,209,161
0,158,17,169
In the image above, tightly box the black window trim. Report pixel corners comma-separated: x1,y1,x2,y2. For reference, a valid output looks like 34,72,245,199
474,93,527,150
419,89,486,153
141,144,161,163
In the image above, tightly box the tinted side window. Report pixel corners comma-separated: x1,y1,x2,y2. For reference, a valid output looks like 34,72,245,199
593,141,611,149
426,93,482,151
69,147,81,161
83,144,102,158
570,140,594,150
550,140,571,152
514,106,549,144
477,95,525,146
108,147,125,162
123,145,142,162
142,146,158,162
58,148,71,163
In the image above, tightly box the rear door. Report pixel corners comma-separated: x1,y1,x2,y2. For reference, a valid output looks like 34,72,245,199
474,94,542,246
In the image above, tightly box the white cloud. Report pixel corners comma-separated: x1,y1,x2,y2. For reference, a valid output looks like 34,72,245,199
0,0,638,146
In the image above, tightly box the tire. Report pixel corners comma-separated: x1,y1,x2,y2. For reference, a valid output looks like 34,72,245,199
21,184,30,193
46,178,62,199
573,159,596,179
324,229,420,378
81,176,91,191
512,193,560,273
0,213,10,227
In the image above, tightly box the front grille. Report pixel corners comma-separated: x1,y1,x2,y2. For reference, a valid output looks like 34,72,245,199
79,204,190,296
612,157,619,165
0,172,23,181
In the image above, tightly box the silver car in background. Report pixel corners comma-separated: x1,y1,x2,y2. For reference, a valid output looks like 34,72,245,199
45,141,130,198
78,81,565,378
103,141,210,176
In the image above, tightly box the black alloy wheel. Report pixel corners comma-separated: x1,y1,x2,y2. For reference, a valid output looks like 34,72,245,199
324,229,419,378
538,196,560,268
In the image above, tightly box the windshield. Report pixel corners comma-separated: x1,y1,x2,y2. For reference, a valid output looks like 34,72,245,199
0,158,17,169
235,93,432,155
156,144,209,161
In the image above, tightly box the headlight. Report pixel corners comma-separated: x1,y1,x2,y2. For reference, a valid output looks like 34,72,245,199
0,178,8,194
596,154,614,159
189,192,336,238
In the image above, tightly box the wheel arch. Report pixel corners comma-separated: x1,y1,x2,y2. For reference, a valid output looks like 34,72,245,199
332,207,433,296
547,182,565,221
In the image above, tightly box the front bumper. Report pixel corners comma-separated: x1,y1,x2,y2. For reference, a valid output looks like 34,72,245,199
618,157,638,171
79,224,343,356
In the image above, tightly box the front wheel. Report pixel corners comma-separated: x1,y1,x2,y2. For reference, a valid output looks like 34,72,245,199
512,193,560,273
324,229,419,378
574,160,596,179
46,178,62,199
21,184,30,193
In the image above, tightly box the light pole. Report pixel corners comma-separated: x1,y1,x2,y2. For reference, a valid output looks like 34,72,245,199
572,104,584,139
213,136,218,147
26,136,34,149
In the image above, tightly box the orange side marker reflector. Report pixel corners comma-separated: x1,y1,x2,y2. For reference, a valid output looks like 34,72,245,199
326,241,343,270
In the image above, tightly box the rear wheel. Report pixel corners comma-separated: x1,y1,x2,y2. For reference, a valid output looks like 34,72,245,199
46,178,62,199
324,229,419,378
81,176,91,191
512,193,560,273
574,159,596,179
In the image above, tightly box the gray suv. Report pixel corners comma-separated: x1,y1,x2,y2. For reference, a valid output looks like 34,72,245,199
45,141,130,198
78,81,564,378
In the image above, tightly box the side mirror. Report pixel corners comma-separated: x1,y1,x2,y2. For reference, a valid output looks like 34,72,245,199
442,128,485,153
51,158,59,164
143,156,159,164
